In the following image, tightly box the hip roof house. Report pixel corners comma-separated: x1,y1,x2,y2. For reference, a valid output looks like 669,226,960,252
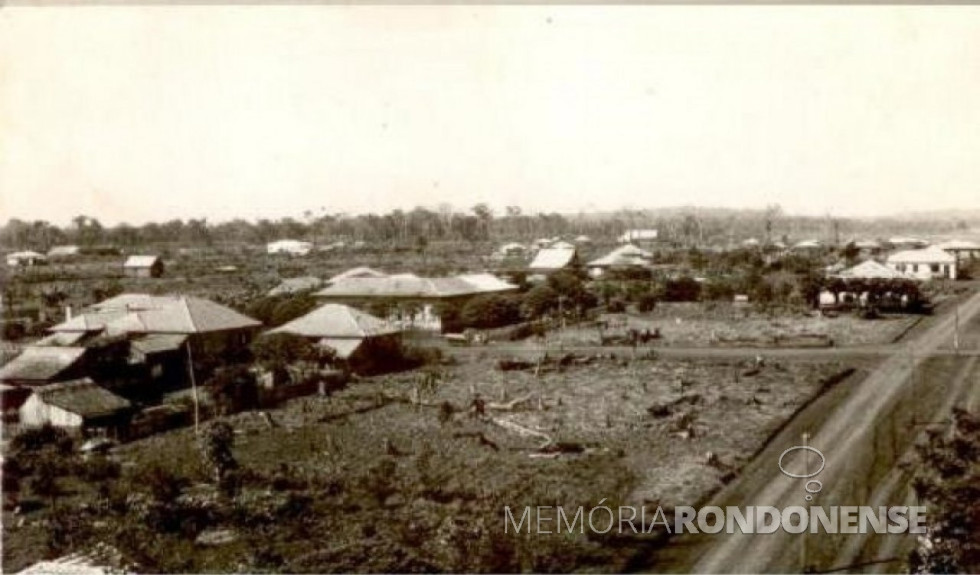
267,304,401,374
314,273,518,331
49,294,262,363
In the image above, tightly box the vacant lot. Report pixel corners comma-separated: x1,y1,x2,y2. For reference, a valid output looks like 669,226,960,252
3,354,856,572
556,303,919,348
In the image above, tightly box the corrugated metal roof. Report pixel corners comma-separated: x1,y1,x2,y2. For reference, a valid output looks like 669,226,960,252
33,378,131,418
269,304,399,338
52,294,261,335
0,346,87,382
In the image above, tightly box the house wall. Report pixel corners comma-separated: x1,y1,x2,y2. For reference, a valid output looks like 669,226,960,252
189,327,258,358
887,260,957,281
19,395,83,428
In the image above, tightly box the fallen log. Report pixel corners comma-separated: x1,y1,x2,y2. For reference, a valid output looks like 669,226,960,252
490,417,553,449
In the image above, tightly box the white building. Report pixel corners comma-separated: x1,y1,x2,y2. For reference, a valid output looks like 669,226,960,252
886,246,957,280
618,229,659,244
267,239,313,256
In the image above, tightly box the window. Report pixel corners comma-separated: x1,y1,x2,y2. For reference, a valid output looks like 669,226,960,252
931,264,940,273
912,264,919,273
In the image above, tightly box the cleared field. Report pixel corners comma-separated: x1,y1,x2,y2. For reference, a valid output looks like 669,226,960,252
1,354,857,573
558,303,920,348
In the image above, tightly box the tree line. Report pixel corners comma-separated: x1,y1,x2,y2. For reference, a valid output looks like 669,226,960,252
1,204,972,251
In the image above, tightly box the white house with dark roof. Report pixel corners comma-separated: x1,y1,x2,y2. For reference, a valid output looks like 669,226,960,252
19,377,132,434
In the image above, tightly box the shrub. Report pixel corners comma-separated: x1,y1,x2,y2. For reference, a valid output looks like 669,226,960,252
663,277,701,302
635,292,658,313
521,285,559,319
606,298,627,313
459,294,521,329
79,455,121,482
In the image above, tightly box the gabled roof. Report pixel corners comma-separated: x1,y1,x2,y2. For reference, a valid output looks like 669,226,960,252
31,378,131,419
267,276,324,296
327,267,387,284
270,304,399,339
833,259,914,280
0,346,87,382
52,294,260,335
528,248,577,271
887,246,956,264
123,255,160,268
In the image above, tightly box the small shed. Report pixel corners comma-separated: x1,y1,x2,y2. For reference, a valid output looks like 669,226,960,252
123,255,164,278
19,378,132,436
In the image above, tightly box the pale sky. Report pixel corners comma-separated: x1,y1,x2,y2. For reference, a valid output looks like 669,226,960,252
1,6,979,226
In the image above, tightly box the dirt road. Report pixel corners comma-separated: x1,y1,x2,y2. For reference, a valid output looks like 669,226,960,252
630,289,980,573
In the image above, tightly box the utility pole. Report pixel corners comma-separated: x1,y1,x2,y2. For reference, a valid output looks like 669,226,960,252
954,302,960,355
186,342,200,434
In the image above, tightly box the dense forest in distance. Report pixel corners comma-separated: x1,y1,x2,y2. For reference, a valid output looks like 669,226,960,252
2,204,976,251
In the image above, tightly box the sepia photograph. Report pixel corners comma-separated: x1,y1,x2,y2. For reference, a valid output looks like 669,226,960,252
1,4,979,574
